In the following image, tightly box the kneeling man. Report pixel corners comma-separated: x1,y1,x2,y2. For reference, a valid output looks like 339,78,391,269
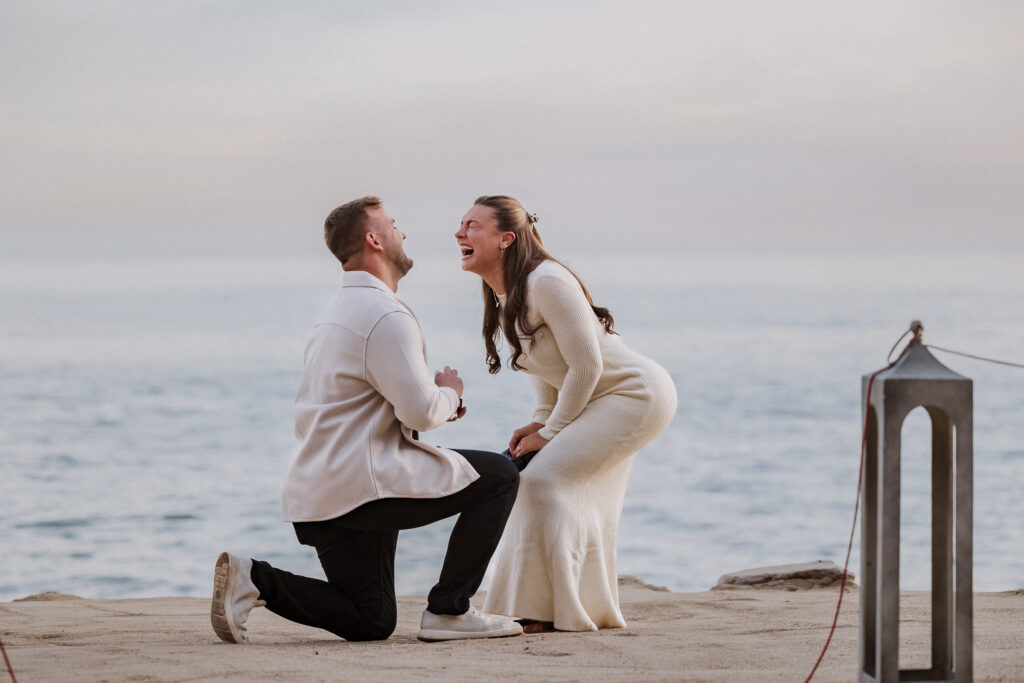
211,196,522,643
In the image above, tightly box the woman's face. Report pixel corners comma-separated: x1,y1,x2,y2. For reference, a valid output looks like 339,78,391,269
455,204,513,278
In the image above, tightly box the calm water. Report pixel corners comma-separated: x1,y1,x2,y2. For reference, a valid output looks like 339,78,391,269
1,251,1022,601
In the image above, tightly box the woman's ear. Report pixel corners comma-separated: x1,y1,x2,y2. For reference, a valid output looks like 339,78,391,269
503,233,516,249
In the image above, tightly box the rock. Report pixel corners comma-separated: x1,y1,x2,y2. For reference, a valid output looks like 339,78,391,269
618,575,670,592
713,561,855,591
14,591,85,602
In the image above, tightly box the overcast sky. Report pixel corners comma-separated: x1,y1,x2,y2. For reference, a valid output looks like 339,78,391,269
2,1,1022,256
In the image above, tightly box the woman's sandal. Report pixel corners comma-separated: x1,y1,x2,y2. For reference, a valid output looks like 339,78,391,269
516,618,557,633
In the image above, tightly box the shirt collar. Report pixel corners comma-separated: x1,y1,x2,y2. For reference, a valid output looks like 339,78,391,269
341,269,394,294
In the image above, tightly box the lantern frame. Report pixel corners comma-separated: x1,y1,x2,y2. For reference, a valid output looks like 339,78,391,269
860,335,973,683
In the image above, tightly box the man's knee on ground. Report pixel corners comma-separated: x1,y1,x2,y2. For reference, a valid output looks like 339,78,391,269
342,609,397,641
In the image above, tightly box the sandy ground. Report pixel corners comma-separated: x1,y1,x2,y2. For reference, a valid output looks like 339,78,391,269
2,577,1022,682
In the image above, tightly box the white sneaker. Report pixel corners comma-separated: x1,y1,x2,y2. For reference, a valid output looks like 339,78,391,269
417,607,524,642
211,552,266,644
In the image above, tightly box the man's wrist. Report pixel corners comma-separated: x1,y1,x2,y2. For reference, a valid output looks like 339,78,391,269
447,396,464,422
439,385,461,420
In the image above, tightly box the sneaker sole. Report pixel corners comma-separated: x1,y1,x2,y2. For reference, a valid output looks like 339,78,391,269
211,552,245,644
417,625,524,642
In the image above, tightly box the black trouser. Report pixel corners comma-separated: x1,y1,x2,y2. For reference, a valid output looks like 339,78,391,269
249,449,519,641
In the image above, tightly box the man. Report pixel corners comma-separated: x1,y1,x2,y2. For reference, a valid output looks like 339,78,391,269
211,196,522,643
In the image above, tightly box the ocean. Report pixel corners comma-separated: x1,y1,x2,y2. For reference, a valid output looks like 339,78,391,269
2,250,1022,601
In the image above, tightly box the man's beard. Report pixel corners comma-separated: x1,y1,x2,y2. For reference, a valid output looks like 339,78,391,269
390,247,414,276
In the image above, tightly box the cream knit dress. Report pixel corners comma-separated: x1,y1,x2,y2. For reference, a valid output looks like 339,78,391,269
482,260,677,631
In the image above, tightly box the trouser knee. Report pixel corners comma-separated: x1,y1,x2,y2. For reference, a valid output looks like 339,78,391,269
456,449,520,490
498,459,521,492
342,604,397,641
485,455,520,495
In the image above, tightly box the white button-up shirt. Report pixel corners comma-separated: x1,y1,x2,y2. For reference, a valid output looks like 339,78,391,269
281,270,479,522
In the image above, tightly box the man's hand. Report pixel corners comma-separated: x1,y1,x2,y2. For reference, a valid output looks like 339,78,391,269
509,421,544,454
434,366,464,397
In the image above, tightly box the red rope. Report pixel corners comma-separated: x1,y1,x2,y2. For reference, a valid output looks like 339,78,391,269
801,367,883,682
0,632,16,683
803,345,909,683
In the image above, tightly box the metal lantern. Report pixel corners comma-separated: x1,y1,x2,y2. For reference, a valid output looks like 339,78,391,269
860,323,973,683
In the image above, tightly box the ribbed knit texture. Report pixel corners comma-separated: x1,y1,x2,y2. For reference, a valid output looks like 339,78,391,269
483,261,677,631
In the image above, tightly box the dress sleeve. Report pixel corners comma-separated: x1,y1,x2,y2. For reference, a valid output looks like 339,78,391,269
364,311,459,432
529,374,558,423
530,273,603,440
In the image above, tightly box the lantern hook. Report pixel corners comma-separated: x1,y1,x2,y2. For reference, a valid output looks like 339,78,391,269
886,320,924,364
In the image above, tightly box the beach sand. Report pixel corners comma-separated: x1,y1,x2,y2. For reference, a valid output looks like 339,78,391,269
2,577,1022,682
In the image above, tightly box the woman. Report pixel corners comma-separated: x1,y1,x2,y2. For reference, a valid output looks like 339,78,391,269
456,195,677,632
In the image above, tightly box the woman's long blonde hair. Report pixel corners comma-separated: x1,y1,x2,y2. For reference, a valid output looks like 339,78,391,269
475,195,615,374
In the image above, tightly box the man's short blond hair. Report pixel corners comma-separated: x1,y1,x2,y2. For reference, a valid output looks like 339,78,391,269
324,196,383,264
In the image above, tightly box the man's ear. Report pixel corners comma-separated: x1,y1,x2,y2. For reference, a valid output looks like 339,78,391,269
365,231,383,252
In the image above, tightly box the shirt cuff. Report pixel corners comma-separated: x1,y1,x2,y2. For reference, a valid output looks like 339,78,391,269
538,425,557,441
531,409,552,423
439,386,460,420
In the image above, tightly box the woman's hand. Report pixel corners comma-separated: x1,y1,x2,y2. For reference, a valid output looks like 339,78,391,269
509,421,546,457
512,431,549,458
509,422,543,451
